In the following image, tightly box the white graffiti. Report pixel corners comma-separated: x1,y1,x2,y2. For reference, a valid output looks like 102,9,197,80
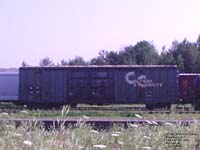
125,71,162,88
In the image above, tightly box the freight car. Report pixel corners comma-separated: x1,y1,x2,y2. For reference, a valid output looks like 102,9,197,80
1,65,200,110
18,65,178,109
178,74,199,102
0,71,18,101
177,73,200,110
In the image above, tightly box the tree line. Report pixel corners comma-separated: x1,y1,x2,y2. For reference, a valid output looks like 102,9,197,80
23,35,200,73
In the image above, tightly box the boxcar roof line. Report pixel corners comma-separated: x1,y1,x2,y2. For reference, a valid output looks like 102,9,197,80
20,65,177,69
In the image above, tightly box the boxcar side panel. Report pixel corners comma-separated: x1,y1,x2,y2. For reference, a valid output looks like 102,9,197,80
115,67,177,104
19,69,35,103
115,68,138,103
19,66,177,106
19,68,66,105
66,68,115,104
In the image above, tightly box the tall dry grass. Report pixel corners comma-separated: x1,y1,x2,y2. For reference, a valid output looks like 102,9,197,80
0,109,199,150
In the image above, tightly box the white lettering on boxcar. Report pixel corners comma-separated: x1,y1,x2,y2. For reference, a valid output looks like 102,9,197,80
125,72,136,85
125,72,162,88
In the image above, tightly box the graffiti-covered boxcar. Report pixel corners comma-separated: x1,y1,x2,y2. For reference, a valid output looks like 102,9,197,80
19,65,178,108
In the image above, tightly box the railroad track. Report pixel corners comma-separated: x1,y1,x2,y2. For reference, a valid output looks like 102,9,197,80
1,117,200,129
0,103,199,114
72,106,200,114
1,108,200,114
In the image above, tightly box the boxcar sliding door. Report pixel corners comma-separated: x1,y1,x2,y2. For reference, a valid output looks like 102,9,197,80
66,68,114,104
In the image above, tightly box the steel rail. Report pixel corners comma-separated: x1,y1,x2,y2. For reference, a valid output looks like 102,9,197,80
0,117,199,129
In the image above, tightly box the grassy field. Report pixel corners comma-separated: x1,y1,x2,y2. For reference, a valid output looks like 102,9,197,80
0,105,200,149
0,115,200,150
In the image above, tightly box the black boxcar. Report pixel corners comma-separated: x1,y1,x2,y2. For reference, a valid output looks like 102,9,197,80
19,65,177,108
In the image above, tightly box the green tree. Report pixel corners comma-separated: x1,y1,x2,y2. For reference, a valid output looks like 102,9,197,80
39,57,54,67
21,61,28,67
134,41,159,65
60,59,68,66
106,51,120,65
118,41,159,65
159,50,176,65
119,45,137,65
68,56,88,65
176,54,184,72
90,50,109,65
166,39,200,72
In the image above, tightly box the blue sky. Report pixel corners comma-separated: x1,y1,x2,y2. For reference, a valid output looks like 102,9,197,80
0,0,200,67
